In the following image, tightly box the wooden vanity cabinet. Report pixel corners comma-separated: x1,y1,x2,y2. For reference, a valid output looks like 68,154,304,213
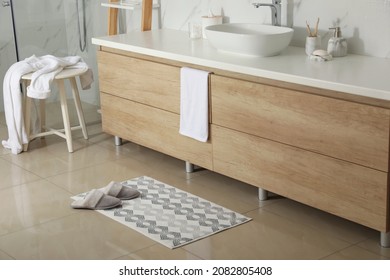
211,74,390,232
97,49,213,170
96,46,389,237
211,75,389,171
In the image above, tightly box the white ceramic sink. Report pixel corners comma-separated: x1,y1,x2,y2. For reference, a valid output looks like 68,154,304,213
204,23,294,57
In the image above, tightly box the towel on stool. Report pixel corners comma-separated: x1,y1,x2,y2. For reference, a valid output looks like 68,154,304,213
1,62,32,154
25,55,91,99
2,55,93,154
79,68,94,90
179,67,210,142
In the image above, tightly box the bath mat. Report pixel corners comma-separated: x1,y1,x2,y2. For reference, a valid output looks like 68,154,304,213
72,176,251,249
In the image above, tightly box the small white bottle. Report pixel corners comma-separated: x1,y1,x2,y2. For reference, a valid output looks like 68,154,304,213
327,27,347,57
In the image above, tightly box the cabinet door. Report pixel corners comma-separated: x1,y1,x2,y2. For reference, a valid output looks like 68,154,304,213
211,75,390,171
98,51,180,114
101,93,213,170
212,125,388,232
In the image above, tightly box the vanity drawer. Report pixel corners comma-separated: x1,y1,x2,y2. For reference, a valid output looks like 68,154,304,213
212,125,388,232
98,51,180,114
101,93,213,170
211,75,390,171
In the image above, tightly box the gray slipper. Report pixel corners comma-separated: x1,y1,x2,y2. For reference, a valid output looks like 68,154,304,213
71,189,122,210
99,181,140,200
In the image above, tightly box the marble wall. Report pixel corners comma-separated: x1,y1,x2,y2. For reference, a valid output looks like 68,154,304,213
1,1,389,112
0,0,107,112
159,0,390,58
0,2,18,112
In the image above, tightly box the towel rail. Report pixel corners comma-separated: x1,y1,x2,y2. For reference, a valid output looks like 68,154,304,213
106,0,154,35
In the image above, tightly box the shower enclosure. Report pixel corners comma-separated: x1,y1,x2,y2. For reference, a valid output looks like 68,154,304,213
0,0,107,112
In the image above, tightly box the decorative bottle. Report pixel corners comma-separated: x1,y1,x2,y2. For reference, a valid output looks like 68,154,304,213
327,27,347,57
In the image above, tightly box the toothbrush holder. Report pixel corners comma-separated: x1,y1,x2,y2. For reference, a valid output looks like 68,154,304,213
305,36,321,56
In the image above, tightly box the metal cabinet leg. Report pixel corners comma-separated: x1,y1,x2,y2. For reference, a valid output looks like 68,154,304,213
114,136,122,146
380,232,390,248
258,188,269,201
185,161,194,173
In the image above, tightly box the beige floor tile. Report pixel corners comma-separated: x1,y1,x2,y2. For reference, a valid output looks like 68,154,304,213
189,171,282,212
47,158,151,195
0,124,11,156
25,134,90,154
9,128,90,157
98,148,211,191
3,147,78,178
355,238,390,258
54,143,127,169
126,145,208,180
86,134,172,163
80,123,114,147
0,250,13,260
1,105,388,260
3,141,128,178
0,179,74,236
0,211,156,260
262,199,376,244
129,157,195,180
0,158,41,190
118,244,202,260
322,245,389,260
183,208,351,259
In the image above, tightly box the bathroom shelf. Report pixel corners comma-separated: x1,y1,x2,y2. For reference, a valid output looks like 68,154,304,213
102,0,155,35
101,1,160,11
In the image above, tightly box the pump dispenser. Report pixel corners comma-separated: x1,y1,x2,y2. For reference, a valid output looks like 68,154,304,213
327,27,347,57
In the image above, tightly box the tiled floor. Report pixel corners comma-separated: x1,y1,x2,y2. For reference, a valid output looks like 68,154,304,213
0,102,389,260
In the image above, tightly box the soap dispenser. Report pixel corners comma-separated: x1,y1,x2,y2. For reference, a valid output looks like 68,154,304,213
327,27,347,57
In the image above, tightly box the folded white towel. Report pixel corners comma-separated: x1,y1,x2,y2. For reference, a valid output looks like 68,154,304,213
2,55,93,154
179,67,210,142
25,55,90,99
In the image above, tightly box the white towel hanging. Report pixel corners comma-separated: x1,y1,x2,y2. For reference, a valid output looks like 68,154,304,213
179,67,210,142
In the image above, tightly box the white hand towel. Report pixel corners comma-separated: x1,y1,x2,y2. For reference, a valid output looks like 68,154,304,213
179,67,210,142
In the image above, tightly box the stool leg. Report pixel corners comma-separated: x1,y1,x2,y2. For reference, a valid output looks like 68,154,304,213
70,77,88,140
23,96,32,152
57,80,73,153
39,99,46,134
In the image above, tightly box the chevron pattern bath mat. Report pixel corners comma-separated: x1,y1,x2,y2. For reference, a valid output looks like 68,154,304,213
72,176,251,249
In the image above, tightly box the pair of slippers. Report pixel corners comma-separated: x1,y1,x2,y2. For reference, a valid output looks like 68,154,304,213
71,181,140,210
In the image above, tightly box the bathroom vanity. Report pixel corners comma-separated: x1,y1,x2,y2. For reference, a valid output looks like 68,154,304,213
92,29,390,247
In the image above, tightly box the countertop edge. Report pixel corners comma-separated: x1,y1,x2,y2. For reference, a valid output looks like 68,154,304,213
92,30,390,102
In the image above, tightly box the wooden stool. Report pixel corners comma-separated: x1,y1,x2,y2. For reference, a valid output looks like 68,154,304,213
22,68,89,153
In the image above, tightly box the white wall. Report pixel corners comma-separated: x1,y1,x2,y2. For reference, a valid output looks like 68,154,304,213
159,0,390,58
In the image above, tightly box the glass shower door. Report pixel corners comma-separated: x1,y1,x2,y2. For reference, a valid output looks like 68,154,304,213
1,0,105,112
0,0,18,112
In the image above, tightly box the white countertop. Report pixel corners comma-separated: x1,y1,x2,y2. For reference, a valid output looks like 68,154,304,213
92,29,390,101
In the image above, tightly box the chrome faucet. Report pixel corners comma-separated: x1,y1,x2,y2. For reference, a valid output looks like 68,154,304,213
252,0,282,26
